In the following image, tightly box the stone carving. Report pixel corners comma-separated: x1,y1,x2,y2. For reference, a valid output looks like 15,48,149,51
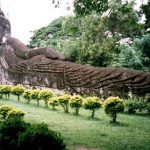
0,9,150,98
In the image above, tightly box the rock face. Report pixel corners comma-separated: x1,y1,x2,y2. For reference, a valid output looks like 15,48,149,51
0,9,150,98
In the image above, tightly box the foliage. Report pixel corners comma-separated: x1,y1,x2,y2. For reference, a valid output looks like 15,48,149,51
0,85,13,99
23,89,32,104
7,108,25,119
70,95,83,115
0,118,29,150
0,105,14,119
61,14,117,66
115,43,144,70
140,0,150,30
84,96,101,118
18,123,66,150
103,1,142,38
0,117,66,150
58,94,71,113
103,97,124,123
39,89,54,108
30,1,142,68
73,0,108,16
11,85,25,101
48,97,59,110
30,89,41,106
146,103,150,115
29,17,65,50
124,99,146,114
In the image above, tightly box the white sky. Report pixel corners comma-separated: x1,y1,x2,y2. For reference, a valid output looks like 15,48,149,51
0,0,73,44
0,0,148,44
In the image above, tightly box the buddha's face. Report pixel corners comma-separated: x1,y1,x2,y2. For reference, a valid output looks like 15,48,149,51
0,12,11,44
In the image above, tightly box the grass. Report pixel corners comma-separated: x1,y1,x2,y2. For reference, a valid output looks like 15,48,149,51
0,95,150,150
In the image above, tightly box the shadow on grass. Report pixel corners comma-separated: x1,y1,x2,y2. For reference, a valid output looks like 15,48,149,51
109,121,129,127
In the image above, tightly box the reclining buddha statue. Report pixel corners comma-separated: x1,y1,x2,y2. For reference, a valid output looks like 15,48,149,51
0,9,150,98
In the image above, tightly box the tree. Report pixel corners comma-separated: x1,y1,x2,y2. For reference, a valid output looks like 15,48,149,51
103,97,124,123
83,97,101,118
141,0,150,30
39,89,54,108
103,1,142,38
23,89,32,104
30,1,142,68
48,97,59,110
73,0,108,16
58,94,71,113
51,0,108,16
0,85,12,99
30,89,41,106
70,95,83,115
29,17,65,50
11,85,25,102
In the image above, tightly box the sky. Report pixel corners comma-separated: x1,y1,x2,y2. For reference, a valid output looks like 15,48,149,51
0,0,148,44
0,0,73,44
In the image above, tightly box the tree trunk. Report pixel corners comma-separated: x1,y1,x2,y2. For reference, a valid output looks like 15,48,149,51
37,100,39,107
18,95,20,102
44,100,48,108
112,113,117,123
91,109,95,118
65,105,69,113
75,108,79,115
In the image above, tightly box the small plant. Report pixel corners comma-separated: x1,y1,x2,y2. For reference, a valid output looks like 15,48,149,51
84,96,101,118
23,89,32,104
0,105,14,119
7,108,25,119
30,89,41,106
0,85,13,99
70,95,83,115
58,94,71,113
48,97,59,110
124,99,146,114
103,97,124,123
11,85,25,101
39,89,54,108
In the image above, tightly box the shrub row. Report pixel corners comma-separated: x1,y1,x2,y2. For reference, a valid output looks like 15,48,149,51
0,84,149,123
0,84,126,123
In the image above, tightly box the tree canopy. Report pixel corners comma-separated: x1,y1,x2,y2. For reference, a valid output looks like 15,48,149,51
29,0,150,71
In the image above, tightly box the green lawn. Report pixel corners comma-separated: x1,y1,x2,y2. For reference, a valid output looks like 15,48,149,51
0,96,150,150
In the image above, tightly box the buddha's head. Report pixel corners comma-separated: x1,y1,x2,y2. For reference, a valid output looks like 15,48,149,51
0,8,11,44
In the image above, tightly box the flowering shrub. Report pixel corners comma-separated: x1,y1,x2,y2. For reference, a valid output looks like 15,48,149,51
70,95,83,115
30,89,41,106
39,89,54,108
48,97,59,110
0,85,13,99
84,96,101,118
103,97,124,123
0,105,14,119
58,94,71,113
11,85,25,101
23,89,32,104
7,108,25,119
